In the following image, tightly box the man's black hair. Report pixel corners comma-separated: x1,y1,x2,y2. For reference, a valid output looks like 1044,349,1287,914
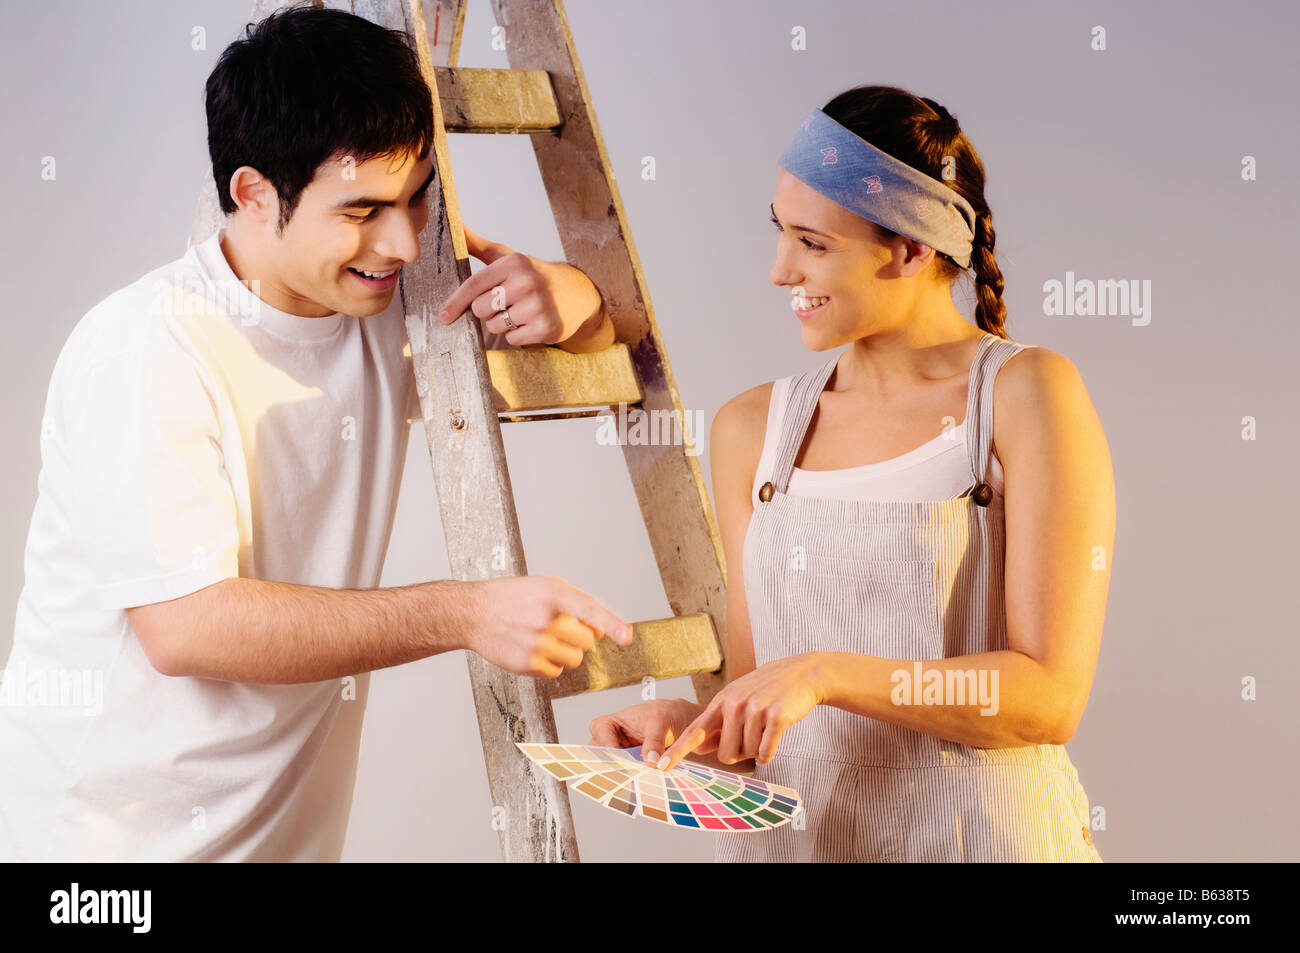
205,2,435,232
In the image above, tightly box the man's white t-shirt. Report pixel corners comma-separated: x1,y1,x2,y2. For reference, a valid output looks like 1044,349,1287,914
0,227,452,861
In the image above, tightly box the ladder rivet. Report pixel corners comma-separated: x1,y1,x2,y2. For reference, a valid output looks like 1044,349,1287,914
450,411,467,430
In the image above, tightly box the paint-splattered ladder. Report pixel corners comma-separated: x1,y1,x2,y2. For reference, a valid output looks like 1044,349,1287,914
189,0,727,862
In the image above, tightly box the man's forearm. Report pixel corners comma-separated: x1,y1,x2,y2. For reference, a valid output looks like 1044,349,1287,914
163,577,475,684
557,307,615,353
553,263,615,353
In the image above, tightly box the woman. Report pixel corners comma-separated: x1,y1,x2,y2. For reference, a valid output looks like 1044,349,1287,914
590,85,1114,862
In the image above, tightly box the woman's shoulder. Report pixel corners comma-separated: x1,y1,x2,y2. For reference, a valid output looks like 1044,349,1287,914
710,378,786,501
713,378,778,452
994,342,1085,402
991,341,1098,463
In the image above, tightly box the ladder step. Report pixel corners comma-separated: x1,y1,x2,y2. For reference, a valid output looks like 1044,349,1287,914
486,343,644,414
435,67,560,133
547,614,722,699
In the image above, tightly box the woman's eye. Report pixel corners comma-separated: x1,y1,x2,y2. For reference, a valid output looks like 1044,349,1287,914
771,220,822,251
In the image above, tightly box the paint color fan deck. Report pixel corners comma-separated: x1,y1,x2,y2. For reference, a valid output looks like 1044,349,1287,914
515,742,803,831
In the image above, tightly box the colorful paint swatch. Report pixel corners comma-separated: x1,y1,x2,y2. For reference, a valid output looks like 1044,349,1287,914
515,742,802,832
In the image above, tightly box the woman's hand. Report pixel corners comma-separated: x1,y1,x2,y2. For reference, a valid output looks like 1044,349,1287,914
589,698,706,767
655,654,827,772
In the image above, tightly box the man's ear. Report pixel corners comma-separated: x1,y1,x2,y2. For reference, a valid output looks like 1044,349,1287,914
227,166,280,228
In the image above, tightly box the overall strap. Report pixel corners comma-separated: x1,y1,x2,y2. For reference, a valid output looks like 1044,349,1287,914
963,333,1035,505
765,352,840,497
757,335,1035,504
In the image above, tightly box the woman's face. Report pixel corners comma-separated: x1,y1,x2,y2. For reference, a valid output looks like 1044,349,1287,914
769,169,937,349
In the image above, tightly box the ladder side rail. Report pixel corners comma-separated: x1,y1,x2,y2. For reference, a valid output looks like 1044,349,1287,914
396,0,581,863
489,0,729,703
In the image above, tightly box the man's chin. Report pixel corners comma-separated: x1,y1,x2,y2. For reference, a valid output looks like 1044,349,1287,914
337,287,399,318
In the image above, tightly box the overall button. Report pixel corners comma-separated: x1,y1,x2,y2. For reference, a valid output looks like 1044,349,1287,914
972,483,993,506
759,481,775,503
1082,826,1093,846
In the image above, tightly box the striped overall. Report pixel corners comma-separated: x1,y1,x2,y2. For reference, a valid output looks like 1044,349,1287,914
716,333,1101,862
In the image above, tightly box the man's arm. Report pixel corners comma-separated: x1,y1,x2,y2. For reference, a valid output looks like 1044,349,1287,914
127,577,471,684
436,227,616,352
482,297,613,354
550,270,615,353
127,573,633,684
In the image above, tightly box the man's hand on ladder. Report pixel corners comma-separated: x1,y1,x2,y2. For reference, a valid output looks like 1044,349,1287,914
435,226,613,351
458,575,632,679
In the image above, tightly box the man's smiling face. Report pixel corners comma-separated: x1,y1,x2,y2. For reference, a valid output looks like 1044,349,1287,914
261,149,436,318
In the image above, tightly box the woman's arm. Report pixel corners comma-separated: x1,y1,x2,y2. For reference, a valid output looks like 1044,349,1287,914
709,383,774,686
818,347,1115,747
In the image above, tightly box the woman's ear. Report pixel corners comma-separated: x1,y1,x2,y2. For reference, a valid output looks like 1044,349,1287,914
897,236,938,276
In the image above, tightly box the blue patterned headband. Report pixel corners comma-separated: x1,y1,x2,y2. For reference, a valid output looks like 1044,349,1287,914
778,107,977,269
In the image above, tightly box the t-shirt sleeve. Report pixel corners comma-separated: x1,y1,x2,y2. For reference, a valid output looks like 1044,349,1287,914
61,345,241,609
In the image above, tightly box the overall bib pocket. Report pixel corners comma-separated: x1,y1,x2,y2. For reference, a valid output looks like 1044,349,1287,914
782,554,944,661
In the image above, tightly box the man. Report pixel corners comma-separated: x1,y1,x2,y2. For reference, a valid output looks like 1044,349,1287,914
0,5,629,862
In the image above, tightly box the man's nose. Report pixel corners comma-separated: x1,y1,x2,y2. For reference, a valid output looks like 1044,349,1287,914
376,213,423,264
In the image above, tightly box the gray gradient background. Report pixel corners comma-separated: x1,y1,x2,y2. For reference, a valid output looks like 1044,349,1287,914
2,0,1296,862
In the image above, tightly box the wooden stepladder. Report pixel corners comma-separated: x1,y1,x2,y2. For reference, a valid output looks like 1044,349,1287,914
190,0,728,862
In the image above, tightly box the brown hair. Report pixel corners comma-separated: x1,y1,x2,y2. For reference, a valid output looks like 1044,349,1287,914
821,85,1008,338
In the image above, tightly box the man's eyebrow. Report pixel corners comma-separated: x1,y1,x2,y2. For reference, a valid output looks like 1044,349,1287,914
770,202,834,239
333,165,438,211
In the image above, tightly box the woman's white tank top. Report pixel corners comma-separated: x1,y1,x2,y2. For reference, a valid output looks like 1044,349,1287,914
750,375,1005,508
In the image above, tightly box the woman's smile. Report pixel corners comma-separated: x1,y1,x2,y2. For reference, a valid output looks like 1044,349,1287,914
793,293,831,319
